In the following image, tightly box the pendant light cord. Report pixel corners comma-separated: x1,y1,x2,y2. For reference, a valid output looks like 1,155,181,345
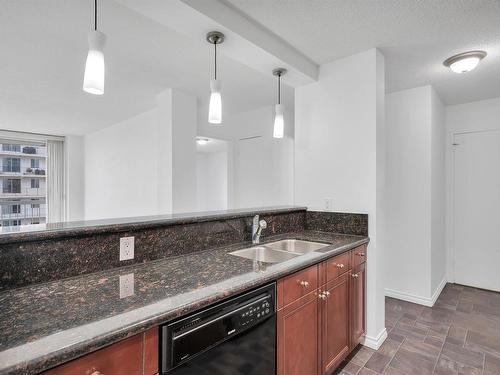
277,73,281,105
94,0,98,31
214,42,217,80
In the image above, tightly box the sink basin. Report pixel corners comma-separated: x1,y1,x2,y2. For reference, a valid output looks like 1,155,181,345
229,246,300,263
265,239,329,254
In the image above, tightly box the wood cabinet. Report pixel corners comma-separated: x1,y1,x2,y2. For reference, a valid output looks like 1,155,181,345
350,261,366,350
277,246,367,375
320,273,350,375
277,292,320,375
43,327,159,375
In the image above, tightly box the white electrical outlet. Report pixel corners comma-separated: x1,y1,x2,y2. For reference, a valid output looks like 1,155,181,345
119,273,134,298
119,236,135,261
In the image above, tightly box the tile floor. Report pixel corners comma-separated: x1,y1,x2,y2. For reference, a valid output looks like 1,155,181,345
335,283,500,375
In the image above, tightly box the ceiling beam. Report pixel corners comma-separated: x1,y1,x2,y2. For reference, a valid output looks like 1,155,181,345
179,0,319,86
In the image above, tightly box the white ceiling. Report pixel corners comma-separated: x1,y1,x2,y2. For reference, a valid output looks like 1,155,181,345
0,0,293,136
225,0,500,105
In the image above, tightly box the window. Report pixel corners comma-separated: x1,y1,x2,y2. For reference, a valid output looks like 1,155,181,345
3,179,21,194
2,158,21,173
0,133,56,230
2,144,21,152
2,219,21,226
1,204,21,214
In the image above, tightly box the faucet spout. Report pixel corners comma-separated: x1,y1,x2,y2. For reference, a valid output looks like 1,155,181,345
252,215,267,244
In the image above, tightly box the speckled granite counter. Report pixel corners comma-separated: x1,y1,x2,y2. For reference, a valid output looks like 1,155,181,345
0,230,368,375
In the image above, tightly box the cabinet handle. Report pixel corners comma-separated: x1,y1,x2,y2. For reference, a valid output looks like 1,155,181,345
318,292,327,300
336,263,345,269
299,280,310,288
352,273,359,279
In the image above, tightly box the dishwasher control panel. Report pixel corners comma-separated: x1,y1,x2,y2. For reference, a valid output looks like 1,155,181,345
239,296,272,327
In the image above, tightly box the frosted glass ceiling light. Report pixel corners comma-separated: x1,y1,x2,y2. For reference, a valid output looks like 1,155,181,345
443,51,487,74
272,68,287,139
206,31,224,124
83,0,106,95
196,138,210,145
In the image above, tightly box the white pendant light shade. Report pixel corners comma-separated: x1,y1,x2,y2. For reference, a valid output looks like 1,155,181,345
208,79,222,124
83,30,106,95
273,104,284,138
272,68,287,139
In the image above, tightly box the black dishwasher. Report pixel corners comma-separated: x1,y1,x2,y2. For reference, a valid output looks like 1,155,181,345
161,283,276,375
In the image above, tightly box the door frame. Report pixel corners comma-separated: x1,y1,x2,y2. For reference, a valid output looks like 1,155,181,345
447,128,500,284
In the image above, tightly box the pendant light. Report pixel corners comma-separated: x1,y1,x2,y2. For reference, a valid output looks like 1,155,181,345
272,68,287,138
206,31,224,124
83,0,106,95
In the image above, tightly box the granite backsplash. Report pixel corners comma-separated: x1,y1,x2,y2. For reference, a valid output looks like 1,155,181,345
0,208,368,291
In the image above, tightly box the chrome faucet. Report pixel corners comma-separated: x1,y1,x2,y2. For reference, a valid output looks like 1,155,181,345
252,215,267,244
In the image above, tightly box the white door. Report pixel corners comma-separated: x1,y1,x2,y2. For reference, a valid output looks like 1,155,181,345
453,130,500,291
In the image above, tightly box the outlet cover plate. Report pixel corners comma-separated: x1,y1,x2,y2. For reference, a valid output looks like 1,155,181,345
119,236,135,261
119,273,135,298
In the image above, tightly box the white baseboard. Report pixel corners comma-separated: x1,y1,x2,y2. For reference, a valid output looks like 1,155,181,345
362,328,388,350
385,277,447,307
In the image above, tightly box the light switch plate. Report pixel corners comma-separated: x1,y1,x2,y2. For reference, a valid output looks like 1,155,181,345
119,236,135,261
119,273,134,298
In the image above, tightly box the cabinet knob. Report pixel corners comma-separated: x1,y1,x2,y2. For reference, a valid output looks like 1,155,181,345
352,273,359,279
324,291,331,297
318,292,327,300
336,263,345,269
357,252,365,257
299,280,310,288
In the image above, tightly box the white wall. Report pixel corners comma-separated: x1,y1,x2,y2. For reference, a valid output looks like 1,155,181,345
84,110,160,220
295,49,386,349
198,105,295,209
84,89,198,220
171,90,197,213
65,135,85,221
196,151,228,211
431,90,446,293
445,97,500,281
385,85,446,305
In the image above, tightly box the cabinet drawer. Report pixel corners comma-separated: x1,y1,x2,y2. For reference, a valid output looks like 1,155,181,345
351,244,367,267
325,252,351,282
279,264,318,308
43,334,143,375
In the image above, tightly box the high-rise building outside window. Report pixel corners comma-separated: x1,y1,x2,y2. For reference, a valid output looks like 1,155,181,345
0,136,48,228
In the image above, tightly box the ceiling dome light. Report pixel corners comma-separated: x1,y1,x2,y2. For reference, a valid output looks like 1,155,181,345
83,0,106,95
196,138,210,145
206,31,225,124
443,51,487,74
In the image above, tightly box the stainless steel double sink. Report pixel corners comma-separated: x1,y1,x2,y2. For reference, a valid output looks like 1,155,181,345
229,239,329,263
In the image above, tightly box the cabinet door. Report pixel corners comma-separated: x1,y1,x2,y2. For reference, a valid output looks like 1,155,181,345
277,292,320,375
350,263,366,350
42,334,143,375
321,273,350,375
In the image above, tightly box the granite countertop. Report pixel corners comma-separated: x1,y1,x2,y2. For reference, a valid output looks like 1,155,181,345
0,230,368,375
